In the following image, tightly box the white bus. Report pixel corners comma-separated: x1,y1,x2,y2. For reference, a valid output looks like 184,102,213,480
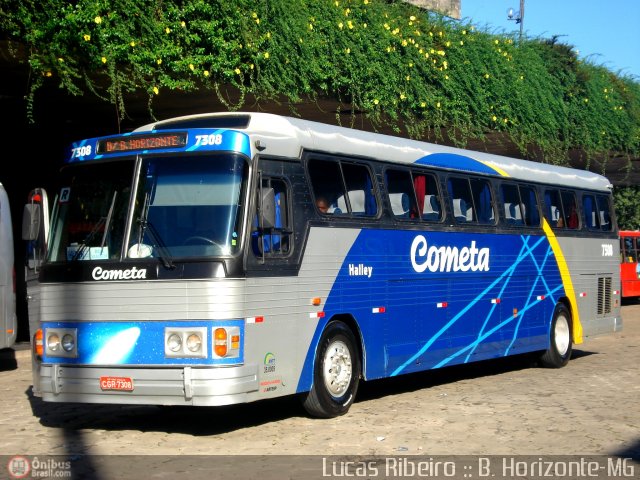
26,113,621,417
0,182,17,349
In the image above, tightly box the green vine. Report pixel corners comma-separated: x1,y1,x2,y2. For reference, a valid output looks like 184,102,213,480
1,0,639,171
614,186,640,230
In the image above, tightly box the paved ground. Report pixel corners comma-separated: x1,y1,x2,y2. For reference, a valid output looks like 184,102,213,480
0,304,638,478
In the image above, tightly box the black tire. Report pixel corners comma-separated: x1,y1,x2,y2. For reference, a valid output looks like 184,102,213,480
301,321,361,418
539,303,573,368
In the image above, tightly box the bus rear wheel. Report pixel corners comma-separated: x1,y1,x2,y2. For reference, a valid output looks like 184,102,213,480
301,321,361,418
539,303,572,368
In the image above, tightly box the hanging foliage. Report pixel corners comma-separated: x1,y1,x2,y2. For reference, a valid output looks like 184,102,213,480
1,0,639,169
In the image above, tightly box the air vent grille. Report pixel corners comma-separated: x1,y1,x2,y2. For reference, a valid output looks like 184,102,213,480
597,277,612,315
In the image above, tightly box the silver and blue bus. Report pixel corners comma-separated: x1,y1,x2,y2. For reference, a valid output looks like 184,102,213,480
27,112,621,417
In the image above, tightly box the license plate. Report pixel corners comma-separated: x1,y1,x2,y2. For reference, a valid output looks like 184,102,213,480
99,376,134,391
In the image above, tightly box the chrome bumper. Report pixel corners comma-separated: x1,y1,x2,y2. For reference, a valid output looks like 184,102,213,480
40,364,259,406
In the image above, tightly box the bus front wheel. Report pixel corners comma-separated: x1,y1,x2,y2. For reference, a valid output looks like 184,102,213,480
301,321,361,418
539,303,572,368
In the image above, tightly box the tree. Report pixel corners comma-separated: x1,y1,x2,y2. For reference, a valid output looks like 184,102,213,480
613,186,640,230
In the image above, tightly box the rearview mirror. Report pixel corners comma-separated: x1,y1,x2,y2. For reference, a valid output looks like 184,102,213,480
22,204,41,241
260,187,276,230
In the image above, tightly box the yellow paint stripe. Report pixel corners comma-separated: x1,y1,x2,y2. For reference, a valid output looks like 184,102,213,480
477,159,510,177
541,219,583,344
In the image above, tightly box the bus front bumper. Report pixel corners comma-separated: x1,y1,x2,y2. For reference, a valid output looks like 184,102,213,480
39,364,259,406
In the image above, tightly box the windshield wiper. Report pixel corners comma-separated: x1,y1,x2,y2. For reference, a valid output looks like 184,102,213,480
134,192,174,269
100,191,117,248
71,191,117,261
137,218,174,270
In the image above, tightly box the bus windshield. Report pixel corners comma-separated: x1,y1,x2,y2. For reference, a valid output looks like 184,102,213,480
47,154,248,263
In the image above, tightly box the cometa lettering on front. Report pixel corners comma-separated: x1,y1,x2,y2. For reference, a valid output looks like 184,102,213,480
92,266,148,281
410,235,490,273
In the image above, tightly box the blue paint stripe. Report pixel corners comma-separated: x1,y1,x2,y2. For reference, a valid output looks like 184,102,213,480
391,235,548,376
415,153,500,176
433,284,564,368
465,237,531,362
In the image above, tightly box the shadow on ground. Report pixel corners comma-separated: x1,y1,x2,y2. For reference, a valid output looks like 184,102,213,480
0,348,18,371
26,349,597,437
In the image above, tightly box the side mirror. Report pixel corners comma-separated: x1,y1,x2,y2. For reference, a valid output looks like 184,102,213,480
22,204,41,241
260,187,276,230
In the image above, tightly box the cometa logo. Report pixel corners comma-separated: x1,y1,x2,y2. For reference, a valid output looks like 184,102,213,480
91,266,148,280
410,235,490,273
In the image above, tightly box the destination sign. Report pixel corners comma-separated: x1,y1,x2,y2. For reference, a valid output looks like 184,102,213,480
97,132,187,153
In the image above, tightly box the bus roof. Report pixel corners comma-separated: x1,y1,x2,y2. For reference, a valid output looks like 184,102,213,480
136,112,613,193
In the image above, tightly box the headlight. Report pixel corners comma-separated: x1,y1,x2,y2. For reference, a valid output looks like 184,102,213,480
167,333,182,352
47,333,60,352
186,334,202,353
61,334,75,352
44,328,78,358
164,327,207,358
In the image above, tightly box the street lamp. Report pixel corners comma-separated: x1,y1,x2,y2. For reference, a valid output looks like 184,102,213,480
507,0,525,43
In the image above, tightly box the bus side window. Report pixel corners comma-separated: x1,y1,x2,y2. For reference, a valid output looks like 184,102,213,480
624,237,636,263
308,159,377,217
413,172,442,222
470,179,494,225
561,191,579,229
582,194,599,230
253,178,290,257
502,184,538,227
308,159,343,215
385,169,418,219
501,184,521,225
520,186,540,226
544,190,563,228
596,195,612,231
447,177,475,223
340,163,378,216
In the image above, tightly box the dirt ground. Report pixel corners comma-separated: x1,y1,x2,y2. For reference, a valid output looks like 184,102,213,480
1,304,638,478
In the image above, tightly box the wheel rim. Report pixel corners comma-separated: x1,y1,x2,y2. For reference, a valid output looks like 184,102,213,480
554,314,571,356
322,339,353,398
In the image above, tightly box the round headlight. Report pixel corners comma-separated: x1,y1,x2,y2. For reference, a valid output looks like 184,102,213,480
186,333,202,353
47,333,60,351
167,333,182,352
61,334,75,352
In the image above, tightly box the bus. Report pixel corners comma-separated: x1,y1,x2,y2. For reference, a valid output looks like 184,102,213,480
619,230,640,298
26,112,621,418
0,182,17,349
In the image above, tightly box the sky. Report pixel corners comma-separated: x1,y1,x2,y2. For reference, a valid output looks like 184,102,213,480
461,0,640,79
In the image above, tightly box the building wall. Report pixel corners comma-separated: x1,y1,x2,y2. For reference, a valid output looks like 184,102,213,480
405,0,461,19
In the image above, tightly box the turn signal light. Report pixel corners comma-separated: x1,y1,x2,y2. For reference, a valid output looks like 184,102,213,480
34,329,43,358
212,326,241,359
214,328,228,357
